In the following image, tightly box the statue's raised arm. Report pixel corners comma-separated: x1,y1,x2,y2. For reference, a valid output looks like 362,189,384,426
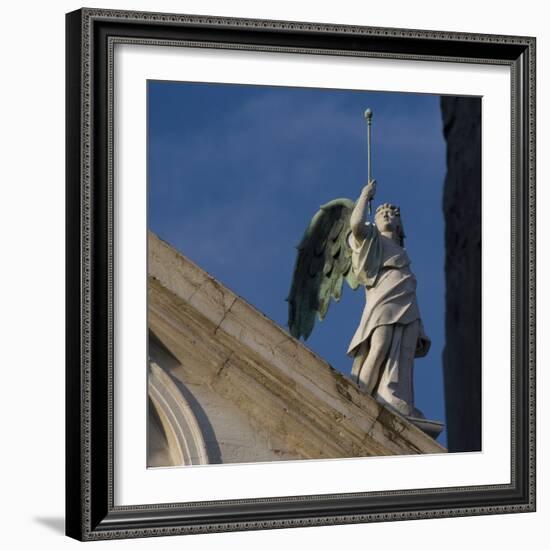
350,179,377,241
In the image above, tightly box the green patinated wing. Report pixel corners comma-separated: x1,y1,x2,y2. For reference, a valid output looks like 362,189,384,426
287,198,360,340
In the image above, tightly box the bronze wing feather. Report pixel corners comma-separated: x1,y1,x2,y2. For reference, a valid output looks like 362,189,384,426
287,198,359,340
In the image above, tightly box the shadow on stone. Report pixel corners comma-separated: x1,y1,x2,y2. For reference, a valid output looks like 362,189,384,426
149,330,223,464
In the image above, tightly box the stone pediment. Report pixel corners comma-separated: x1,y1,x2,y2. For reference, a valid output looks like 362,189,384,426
147,232,445,467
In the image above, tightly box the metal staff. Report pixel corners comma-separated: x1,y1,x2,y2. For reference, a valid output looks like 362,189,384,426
364,108,373,215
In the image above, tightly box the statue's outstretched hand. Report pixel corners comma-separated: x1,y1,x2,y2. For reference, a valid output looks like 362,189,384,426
363,179,377,201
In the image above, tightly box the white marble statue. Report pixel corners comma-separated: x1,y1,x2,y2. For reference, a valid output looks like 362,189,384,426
287,109,434,425
287,180,431,420
346,180,430,418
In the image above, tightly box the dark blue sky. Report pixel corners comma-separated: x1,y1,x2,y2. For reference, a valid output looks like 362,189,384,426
148,80,448,446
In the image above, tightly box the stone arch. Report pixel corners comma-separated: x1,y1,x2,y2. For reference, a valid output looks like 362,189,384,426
148,362,209,466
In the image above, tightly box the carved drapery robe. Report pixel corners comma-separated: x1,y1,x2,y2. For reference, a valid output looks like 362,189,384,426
347,223,430,417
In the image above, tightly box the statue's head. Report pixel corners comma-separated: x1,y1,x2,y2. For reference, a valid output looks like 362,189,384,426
375,203,406,246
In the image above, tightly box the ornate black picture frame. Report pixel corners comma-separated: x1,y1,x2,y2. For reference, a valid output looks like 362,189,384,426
66,8,536,541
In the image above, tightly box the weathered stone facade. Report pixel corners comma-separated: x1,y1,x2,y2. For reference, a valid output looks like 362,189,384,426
147,232,446,466
441,97,482,453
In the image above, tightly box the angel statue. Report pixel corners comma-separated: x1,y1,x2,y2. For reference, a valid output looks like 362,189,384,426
287,175,431,422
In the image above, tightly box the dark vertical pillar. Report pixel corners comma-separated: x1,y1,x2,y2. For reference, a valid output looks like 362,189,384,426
441,97,482,453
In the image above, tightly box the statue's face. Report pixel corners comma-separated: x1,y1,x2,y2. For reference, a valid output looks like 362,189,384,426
375,205,401,234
